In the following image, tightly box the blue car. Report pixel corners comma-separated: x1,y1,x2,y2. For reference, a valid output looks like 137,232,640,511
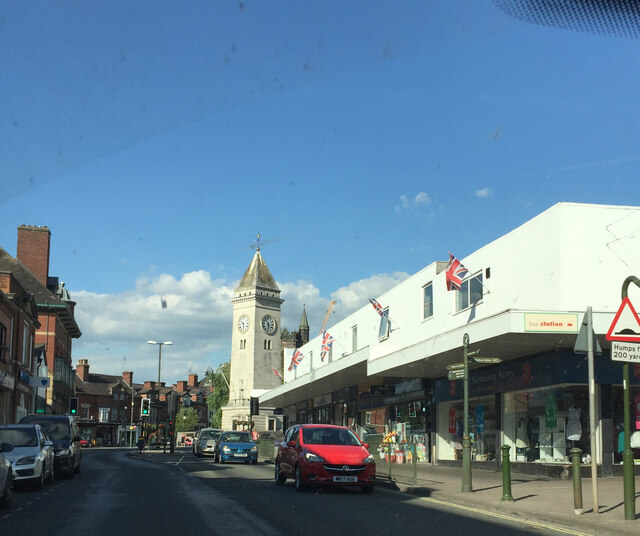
218,431,258,464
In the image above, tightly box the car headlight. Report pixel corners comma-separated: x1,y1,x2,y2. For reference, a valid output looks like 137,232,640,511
57,448,70,457
304,451,325,463
250,445,258,452
222,446,231,453
363,455,375,464
16,456,36,465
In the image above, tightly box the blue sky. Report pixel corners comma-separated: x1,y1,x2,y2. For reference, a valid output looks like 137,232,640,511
2,1,640,386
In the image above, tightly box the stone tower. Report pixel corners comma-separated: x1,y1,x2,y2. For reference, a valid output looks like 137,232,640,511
222,248,284,431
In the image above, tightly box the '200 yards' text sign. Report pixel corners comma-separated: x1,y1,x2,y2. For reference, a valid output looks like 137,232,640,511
611,341,640,363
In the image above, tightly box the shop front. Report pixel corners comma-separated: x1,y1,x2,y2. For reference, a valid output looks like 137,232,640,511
434,350,640,476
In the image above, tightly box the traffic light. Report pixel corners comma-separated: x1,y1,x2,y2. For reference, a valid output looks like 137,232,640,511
68,397,78,415
141,398,150,416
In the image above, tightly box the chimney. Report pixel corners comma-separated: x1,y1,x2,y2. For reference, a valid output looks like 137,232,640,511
77,359,90,382
123,371,133,387
177,380,188,392
188,373,198,387
16,225,51,286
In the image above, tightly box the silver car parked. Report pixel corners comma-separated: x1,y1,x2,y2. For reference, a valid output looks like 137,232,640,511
0,442,13,508
0,424,55,490
193,428,223,459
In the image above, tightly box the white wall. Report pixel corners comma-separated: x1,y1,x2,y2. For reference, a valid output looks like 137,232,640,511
283,202,640,384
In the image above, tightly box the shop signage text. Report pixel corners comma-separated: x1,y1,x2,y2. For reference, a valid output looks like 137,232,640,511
524,313,579,333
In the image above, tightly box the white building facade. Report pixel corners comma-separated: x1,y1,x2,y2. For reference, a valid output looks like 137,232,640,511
261,203,640,476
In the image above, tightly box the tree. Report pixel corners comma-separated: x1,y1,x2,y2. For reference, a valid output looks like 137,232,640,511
175,407,199,432
206,363,230,429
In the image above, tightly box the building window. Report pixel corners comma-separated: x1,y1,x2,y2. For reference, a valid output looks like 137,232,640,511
351,326,358,353
378,308,390,340
82,406,90,419
455,272,483,312
98,407,110,422
0,323,7,363
423,282,434,319
268,418,276,431
22,322,29,365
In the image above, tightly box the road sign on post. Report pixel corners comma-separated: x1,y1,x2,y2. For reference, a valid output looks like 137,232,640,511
447,369,465,381
606,297,640,343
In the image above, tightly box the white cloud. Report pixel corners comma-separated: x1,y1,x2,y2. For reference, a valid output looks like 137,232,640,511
72,270,408,386
475,187,493,198
396,192,431,211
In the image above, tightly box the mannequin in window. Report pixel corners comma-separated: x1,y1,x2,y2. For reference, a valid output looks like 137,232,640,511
566,405,582,442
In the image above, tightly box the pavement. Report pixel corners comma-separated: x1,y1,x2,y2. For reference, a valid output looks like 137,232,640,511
128,447,640,536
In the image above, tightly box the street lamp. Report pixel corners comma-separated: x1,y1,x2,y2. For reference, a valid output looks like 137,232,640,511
147,340,173,388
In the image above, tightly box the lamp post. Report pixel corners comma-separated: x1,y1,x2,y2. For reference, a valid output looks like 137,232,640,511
147,340,173,388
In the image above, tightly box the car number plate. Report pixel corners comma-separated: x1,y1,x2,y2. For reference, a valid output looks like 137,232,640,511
333,476,357,483
234,453,247,457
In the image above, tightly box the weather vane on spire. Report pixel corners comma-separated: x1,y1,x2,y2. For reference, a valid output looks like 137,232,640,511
255,232,261,251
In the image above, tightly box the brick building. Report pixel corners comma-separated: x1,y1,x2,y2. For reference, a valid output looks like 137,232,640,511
75,359,140,446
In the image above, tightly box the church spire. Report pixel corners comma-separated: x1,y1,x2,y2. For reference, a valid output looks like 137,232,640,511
298,306,310,345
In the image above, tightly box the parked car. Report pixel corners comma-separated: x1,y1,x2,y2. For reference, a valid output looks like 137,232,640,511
19,415,82,479
80,439,90,448
218,430,258,464
0,442,14,508
0,424,55,490
184,436,192,446
193,428,222,458
275,424,376,493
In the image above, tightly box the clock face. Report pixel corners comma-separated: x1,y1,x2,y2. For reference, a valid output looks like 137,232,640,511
261,315,276,334
238,314,250,333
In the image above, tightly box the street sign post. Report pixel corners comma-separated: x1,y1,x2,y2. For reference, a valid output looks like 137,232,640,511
447,369,465,380
606,278,640,520
446,363,465,371
468,357,502,364
611,341,640,363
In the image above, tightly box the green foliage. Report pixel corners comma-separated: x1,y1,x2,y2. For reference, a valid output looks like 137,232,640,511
206,363,230,428
175,406,199,432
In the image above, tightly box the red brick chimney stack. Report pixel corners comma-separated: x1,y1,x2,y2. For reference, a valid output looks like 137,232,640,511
177,380,188,392
77,359,90,382
16,225,51,286
123,371,133,387
188,373,198,387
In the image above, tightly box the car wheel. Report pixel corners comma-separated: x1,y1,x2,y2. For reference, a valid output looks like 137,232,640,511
274,460,286,485
0,472,13,508
33,469,44,491
361,485,374,494
294,465,306,492
46,465,54,485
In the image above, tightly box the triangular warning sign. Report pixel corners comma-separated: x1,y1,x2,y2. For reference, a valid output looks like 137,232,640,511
606,297,640,342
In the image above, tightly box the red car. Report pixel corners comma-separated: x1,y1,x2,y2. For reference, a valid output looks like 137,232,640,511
274,424,376,493
80,439,89,448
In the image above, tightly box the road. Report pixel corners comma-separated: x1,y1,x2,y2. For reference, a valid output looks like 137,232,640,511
1,447,586,535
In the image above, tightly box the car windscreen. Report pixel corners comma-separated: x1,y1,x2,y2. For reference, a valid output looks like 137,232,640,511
303,428,361,446
200,430,221,440
28,421,70,441
221,432,251,442
0,428,38,447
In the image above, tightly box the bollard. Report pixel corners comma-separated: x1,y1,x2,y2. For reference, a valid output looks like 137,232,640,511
570,447,583,515
501,445,514,502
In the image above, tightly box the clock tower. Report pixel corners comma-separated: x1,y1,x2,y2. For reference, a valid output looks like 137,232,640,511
222,247,284,431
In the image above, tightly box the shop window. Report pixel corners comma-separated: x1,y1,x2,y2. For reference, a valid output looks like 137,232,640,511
455,272,483,312
437,395,496,462
378,308,390,340
423,283,433,319
503,385,590,464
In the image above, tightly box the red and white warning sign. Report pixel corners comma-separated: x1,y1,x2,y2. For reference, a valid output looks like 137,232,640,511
606,297,640,342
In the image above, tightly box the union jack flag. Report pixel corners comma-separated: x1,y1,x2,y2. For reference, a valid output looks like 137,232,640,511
369,298,387,317
271,367,283,380
445,252,469,291
320,330,335,362
287,349,305,371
